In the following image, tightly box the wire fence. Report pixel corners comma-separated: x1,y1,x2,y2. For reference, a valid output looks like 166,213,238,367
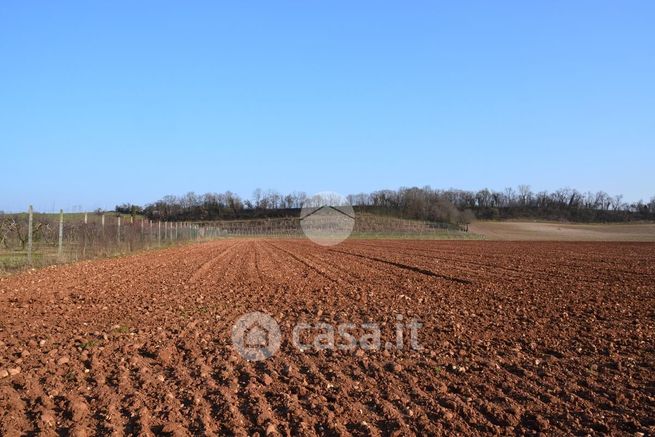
0,207,223,272
0,208,468,272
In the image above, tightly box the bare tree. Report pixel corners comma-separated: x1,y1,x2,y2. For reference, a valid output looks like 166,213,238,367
611,194,624,211
518,185,531,206
253,188,263,209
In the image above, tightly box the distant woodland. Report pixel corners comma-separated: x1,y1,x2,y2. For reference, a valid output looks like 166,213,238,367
116,186,655,225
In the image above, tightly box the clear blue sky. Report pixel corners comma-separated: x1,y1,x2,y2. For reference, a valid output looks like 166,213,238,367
1,1,653,212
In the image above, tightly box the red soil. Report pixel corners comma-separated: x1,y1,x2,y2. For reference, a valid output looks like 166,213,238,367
0,240,653,436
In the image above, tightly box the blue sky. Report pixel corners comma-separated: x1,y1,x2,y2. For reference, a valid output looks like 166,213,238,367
1,1,653,212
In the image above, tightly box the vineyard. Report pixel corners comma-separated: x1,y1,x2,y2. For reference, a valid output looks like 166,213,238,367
0,210,471,272
0,210,217,272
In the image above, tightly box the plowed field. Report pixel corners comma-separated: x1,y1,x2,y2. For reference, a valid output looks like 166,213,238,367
0,240,653,436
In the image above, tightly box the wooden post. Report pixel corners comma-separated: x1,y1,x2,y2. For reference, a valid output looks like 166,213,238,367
101,214,105,228
27,205,33,265
158,221,161,245
117,216,121,243
58,209,64,259
82,211,87,258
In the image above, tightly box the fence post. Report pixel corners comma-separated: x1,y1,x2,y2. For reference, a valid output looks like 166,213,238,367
82,211,87,258
27,205,33,265
117,216,121,244
101,214,105,229
58,209,64,259
158,221,161,245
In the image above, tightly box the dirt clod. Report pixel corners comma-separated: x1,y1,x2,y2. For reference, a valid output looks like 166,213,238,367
0,239,652,436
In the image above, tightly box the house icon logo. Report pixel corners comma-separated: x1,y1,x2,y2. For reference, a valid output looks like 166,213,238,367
300,191,355,246
231,312,281,361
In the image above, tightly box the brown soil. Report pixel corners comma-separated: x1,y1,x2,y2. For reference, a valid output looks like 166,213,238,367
470,221,655,241
0,240,653,436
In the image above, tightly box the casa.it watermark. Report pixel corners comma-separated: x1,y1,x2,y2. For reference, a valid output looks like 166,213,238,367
231,311,423,361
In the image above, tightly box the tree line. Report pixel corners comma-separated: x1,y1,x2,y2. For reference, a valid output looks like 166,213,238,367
115,186,655,224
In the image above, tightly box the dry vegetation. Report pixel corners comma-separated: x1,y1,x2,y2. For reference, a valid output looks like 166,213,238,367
0,212,473,273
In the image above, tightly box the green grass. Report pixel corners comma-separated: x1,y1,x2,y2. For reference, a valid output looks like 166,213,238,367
197,231,483,240
349,231,483,240
112,325,130,334
0,251,45,273
80,340,98,350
